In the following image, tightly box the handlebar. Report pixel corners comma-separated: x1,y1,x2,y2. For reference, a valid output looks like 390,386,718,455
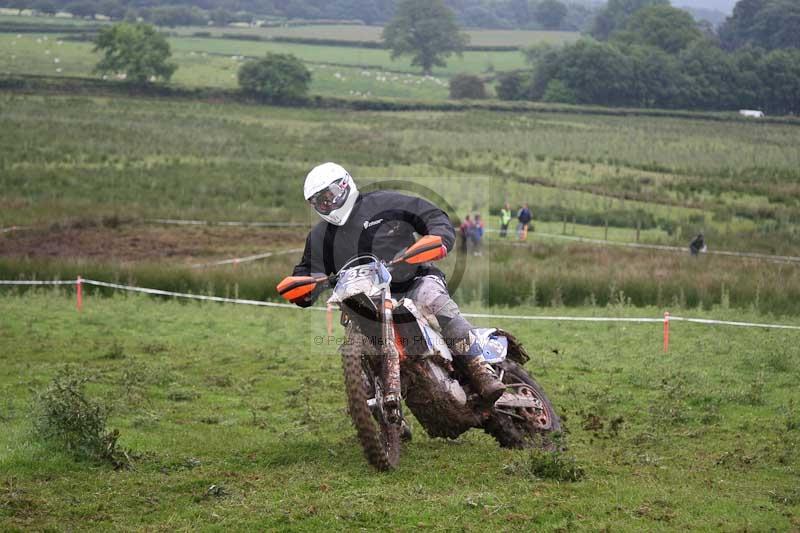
276,235,447,303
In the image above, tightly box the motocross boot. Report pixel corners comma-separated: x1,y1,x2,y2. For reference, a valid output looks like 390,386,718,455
466,355,505,404
452,333,506,403
400,419,412,442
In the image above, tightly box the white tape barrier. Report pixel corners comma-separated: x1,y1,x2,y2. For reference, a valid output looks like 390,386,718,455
462,312,663,323
190,248,303,269
463,310,800,330
80,279,302,309
0,280,77,285
2,278,800,330
669,316,800,330
0,279,302,309
0,226,29,234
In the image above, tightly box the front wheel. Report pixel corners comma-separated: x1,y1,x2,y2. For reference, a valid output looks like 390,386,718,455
484,360,562,450
341,331,400,471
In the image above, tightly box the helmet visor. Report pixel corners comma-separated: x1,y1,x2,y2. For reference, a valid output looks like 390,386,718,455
308,178,350,215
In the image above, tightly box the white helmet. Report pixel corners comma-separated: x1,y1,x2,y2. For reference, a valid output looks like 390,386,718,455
303,162,359,226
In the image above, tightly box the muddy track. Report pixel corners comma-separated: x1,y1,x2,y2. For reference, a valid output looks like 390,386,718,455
0,221,306,263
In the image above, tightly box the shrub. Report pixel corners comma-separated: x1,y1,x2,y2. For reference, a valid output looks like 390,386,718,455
449,73,487,99
33,366,130,468
238,53,311,104
140,5,207,27
542,79,577,104
495,71,532,100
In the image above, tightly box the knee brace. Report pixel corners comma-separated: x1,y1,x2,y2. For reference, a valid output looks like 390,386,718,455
441,313,472,345
442,319,485,361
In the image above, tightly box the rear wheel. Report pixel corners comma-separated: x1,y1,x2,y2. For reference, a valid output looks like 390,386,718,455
341,330,400,471
484,360,562,449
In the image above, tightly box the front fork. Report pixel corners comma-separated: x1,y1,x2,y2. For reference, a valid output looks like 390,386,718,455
381,290,402,423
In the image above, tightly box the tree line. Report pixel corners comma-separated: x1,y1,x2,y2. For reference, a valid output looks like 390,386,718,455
498,0,800,114
16,0,800,115
2,0,240,27
0,0,596,30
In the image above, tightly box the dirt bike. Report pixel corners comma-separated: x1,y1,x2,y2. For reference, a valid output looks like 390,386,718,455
277,235,561,471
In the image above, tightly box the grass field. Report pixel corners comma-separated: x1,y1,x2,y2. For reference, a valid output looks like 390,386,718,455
168,36,527,75
0,33,488,98
173,24,580,48
1,292,798,530
0,12,580,48
2,11,799,530
3,92,800,313
0,11,100,26
2,94,798,247
0,16,548,97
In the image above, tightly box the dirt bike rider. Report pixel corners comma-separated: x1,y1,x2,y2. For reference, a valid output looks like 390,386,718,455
287,162,505,404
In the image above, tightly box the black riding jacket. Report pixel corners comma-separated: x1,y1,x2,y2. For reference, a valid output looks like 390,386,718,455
291,190,456,306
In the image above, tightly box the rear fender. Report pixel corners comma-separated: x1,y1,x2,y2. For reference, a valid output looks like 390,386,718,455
494,328,531,365
473,328,506,364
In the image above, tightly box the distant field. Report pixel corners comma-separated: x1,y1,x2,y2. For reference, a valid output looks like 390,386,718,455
2,94,798,242
174,24,580,48
0,11,100,25
0,17,559,95
0,32,518,97
0,12,579,47
0,33,453,98
3,93,800,313
5,94,799,233
167,36,527,75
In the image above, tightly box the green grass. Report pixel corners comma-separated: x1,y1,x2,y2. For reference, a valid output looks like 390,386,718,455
0,34,89,79
173,24,580,48
1,93,798,249
4,93,796,249
0,11,103,26
0,12,579,47
4,230,800,315
0,33,455,98
168,36,527,75
0,31,532,86
0,94,800,230
1,292,798,529
2,93,800,313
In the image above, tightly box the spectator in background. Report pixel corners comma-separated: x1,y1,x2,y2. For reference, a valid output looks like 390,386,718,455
471,213,485,256
689,232,706,256
517,203,532,241
499,203,511,238
459,214,473,252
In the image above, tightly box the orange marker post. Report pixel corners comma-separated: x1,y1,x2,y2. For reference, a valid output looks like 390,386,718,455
663,311,670,353
76,276,83,312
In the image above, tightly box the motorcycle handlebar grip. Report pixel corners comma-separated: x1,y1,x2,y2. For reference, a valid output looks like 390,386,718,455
276,275,324,301
393,235,447,265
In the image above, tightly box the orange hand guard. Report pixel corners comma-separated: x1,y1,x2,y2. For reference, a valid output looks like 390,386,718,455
392,234,447,265
276,275,325,301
